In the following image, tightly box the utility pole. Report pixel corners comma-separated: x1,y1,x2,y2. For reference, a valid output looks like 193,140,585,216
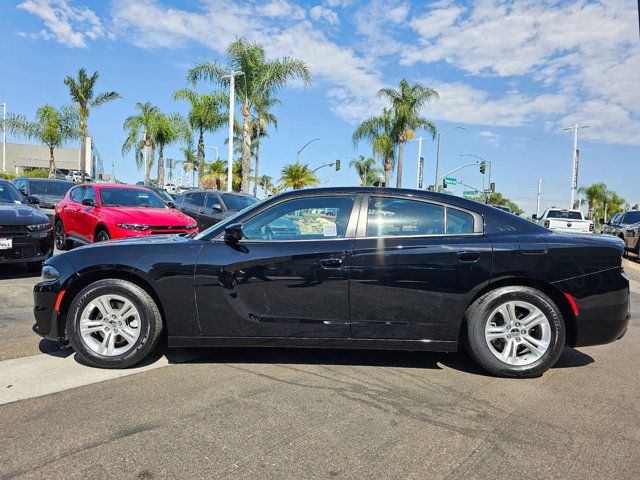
222,71,244,192
536,178,546,218
563,123,589,209
434,126,465,192
1,102,6,172
416,137,424,189
296,138,319,163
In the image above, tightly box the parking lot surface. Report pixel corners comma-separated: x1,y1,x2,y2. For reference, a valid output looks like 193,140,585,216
1,257,639,479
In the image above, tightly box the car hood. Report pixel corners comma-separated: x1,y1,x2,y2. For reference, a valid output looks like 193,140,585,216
0,203,49,225
101,207,195,225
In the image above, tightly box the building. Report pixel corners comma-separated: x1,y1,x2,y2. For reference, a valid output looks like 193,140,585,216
1,137,107,179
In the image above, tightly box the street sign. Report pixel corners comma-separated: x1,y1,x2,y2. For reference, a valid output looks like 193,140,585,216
444,177,457,185
463,190,479,195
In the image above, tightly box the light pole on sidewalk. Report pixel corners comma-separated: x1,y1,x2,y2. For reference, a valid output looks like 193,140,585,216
222,71,244,192
434,126,465,192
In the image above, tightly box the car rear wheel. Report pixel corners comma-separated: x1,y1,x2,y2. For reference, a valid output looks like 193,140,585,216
66,279,163,369
54,219,73,251
464,286,566,378
95,229,110,242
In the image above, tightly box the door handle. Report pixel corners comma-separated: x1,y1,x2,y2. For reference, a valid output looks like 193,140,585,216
319,258,343,269
457,251,481,262
198,209,205,214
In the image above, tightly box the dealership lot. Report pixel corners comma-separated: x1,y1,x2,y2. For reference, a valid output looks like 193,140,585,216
1,259,639,479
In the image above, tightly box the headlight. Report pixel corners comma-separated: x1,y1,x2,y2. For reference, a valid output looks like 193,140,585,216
116,223,152,231
27,222,52,232
186,224,198,230
41,265,60,282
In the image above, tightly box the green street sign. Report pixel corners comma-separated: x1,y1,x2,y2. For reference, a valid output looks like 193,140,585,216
444,177,457,185
463,190,479,195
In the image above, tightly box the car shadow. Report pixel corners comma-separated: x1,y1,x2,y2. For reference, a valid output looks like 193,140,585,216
38,339,71,357
0,264,41,280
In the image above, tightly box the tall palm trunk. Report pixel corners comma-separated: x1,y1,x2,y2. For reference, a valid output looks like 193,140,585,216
144,135,152,185
384,154,392,187
157,145,165,186
396,138,405,188
48,147,56,179
241,103,252,193
253,120,261,197
79,115,87,183
197,127,205,186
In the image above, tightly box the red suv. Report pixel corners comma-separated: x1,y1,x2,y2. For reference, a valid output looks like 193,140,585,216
54,184,198,250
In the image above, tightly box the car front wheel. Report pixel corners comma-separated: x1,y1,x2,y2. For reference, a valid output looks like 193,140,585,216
464,286,566,378
66,279,163,369
54,219,73,251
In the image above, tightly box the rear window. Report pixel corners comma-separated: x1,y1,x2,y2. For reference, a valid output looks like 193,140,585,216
546,210,583,220
29,180,74,196
222,194,258,211
623,211,640,224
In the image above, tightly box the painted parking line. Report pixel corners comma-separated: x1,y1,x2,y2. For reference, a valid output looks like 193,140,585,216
0,349,197,406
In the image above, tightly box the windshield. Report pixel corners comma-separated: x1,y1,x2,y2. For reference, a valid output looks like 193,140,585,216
546,210,583,220
624,211,640,224
194,200,264,239
99,188,167,208
222,193,258,211
29,180,74,196
0,181,24,204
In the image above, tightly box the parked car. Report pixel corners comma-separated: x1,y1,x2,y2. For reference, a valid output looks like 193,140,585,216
164,183,179,195
534,208,593,234
145,186,177,206
34,187,629,377
53,184,198,249
11,177,75,221
0,180,53,270
174,190,258,231
601,210,640,240
66,171,93,183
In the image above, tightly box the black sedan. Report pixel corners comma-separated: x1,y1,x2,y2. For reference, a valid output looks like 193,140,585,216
12,177,75,221
33,187,629,377
0,180,54,270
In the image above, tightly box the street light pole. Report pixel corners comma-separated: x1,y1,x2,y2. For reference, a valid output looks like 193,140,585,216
563,123,589,209
209,146,218,160
2,102,6,172
536,178,546,218
416,137,423,189
434,126,465,192
296,138,319,163
222,71,244,192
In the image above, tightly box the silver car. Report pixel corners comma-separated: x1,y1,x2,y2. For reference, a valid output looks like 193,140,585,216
602,210,640,240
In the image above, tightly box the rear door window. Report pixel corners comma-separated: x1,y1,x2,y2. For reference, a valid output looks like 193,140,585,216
189,192,205,207
367,197,444,236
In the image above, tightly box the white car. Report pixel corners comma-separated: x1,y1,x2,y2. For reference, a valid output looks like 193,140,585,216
534,208,594,234
66,171,93,183
164,183,178,195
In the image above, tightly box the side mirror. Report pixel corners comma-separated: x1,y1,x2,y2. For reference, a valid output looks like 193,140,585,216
211,203,223,212
599,218,605,225
27,196,40,205
81,198,96,207
19,187,28,196
531,214,538,220
167,201,176,209
224,223,243,243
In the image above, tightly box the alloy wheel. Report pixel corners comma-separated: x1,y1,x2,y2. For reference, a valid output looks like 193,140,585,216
55,221,65,248
484,300,551,366
79,294,141,357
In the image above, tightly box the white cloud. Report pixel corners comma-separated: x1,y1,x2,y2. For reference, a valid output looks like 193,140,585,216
479,130,500,146
257,0,306,20
353,0,410,59
17,0,104,48
310,5,340,25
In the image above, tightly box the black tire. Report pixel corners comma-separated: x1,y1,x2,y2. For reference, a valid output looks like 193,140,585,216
95,228,110,242
66,279,163,369
54,218,73,251
464,286,566,378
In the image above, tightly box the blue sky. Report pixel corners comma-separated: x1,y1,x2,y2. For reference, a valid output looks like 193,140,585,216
1,0,638,214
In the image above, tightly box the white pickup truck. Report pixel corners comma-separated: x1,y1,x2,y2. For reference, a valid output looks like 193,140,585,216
535,209,594,234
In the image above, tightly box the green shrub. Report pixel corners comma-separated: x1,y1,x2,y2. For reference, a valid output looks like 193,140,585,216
23,169,50,178
0,171,16,180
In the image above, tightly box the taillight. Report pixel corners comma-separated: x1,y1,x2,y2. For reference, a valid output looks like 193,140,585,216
589,223,594,232
544,220,550,228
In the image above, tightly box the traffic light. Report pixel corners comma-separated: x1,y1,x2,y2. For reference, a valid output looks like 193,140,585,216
442,179,447,189
480,161,486,174
490,182,495,192
335,159,341,171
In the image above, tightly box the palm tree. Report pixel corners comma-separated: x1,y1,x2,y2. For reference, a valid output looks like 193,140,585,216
279,163,318,190
187,38,311,193
181,146,199,187
200,159,227,190
378,79,438,187
349,155,383,186
352,108,396,187
252,92,279,196
173,89,227,178
63,68,120,182
122,102,160,185
7,105,79,178
150,113,191,186
259,175,274,198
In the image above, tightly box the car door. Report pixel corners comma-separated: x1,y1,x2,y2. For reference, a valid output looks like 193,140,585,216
180,192,206,228
194,194,358,338
349,194,492,344
201,193,226,229
63,186,85,237
75,186,98,241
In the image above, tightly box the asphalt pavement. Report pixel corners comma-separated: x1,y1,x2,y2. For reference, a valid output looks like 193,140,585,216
0,257,639,479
